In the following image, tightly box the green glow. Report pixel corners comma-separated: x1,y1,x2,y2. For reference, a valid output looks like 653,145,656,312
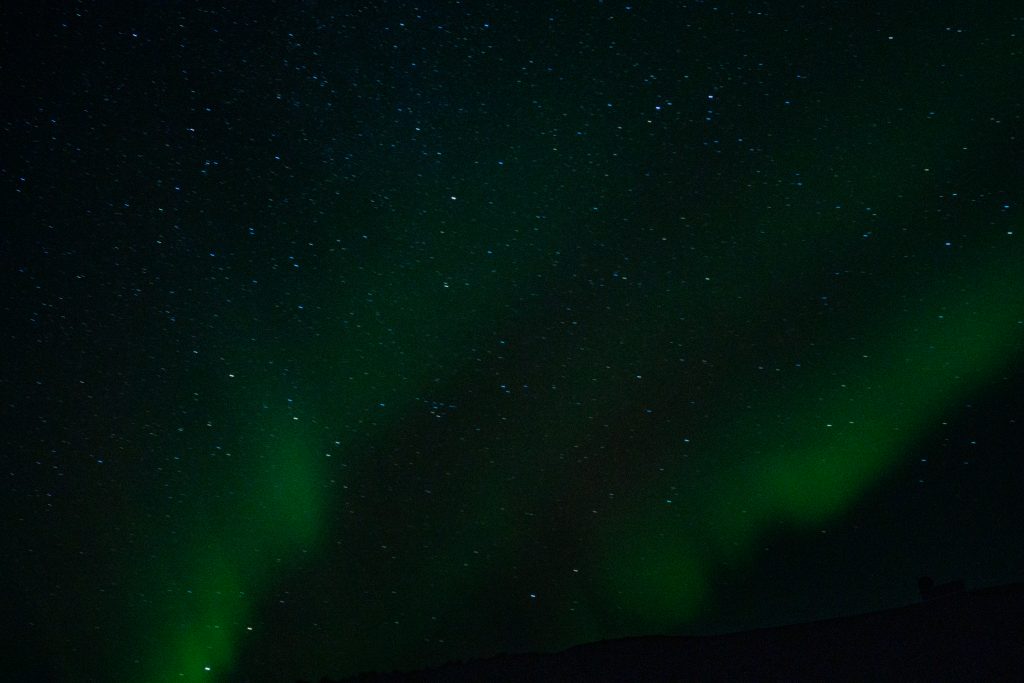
19,8,1016,680
119,416,329,683
596,246,1023,624
157,556,246,682
120,217,572,679
598,522,707,628
755,253,1022,519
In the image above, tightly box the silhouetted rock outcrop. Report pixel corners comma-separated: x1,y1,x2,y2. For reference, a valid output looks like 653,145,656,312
918,575,966,601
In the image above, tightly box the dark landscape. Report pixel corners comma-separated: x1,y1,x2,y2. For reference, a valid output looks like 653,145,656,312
321,582,1024,682
4,2,1022,682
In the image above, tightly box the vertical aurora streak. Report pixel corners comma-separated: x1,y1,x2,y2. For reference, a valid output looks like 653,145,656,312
3,3,1021,681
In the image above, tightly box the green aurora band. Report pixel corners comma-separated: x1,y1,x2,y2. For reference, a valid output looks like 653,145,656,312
131,223,1022,682
103,19,1022,682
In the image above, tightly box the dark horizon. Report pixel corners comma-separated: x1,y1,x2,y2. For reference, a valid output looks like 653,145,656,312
3,1,1022,681
317,581,1024,682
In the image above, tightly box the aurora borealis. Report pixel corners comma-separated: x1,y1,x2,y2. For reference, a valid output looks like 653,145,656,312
3,2,1023,681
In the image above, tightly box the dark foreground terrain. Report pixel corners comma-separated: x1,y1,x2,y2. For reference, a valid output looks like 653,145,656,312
317,582,1024,682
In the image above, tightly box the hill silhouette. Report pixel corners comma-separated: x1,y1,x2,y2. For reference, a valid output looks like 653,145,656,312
309,581,1024,682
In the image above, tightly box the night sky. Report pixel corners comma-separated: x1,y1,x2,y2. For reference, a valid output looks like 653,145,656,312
2,2,1023,681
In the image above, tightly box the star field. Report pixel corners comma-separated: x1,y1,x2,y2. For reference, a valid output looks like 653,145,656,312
2,2,1023,681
